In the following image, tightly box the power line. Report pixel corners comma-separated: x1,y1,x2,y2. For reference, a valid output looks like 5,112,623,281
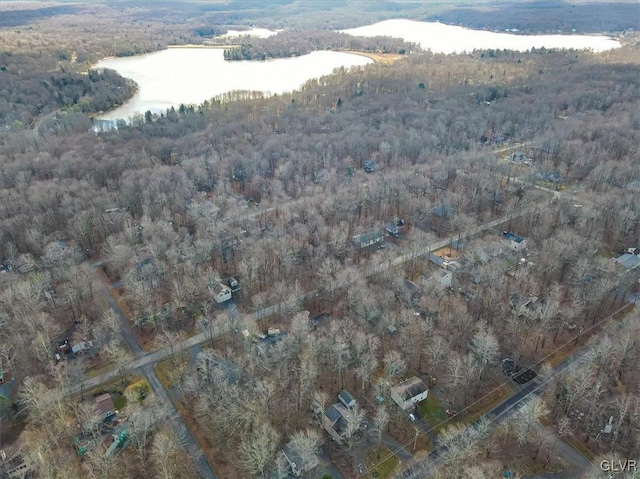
356,301,635,478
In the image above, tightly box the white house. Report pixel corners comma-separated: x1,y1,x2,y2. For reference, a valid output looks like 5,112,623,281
391,377,428,411
212,283,232,303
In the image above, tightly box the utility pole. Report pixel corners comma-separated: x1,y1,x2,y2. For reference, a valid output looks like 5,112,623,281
413,427,419,451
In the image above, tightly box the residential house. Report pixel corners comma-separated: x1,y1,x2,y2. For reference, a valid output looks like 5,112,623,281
385,218,404,238
253,331,286,361
323,403,357,445
513,295,543,321
535,171,565,184
281,440,319,477
94,393,115,421
616,250,640,270
224,277,241,293
212,283,232,303
431,203,455,219
352,230,384,249
390,377,428,411
338,389,356,409
395,278,421,306
431,269,453,288
503,231,527,252
71,340,94,355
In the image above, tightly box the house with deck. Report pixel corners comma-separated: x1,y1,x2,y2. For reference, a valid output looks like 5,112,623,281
211,283,232,303
323,403,358,445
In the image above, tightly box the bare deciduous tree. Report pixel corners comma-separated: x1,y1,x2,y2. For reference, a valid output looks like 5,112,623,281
239,421,280,478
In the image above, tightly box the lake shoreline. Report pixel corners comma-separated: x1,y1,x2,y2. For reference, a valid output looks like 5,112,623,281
167,44,240,49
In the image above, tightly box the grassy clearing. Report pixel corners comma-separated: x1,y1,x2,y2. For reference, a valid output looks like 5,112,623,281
364,446,399,479
112,393,127,410
125,377,151,404
342,51,405,64
416,393,448,430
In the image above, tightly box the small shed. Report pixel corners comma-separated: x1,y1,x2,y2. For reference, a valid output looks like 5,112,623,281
338,389,356,409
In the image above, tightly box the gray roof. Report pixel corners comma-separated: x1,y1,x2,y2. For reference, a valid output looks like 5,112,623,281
283,443,305,469
325,405,341,423
393,377,428,401
325,403,352,434
338,389,355,404
616,253,640,270
432,203,455,218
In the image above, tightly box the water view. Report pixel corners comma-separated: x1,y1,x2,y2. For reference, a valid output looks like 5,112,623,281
94,49,372,122
95,19,620,122
219,27,279,38
341,19,621,54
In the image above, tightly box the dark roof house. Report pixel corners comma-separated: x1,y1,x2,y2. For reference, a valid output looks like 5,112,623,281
338,389,356,409
323,403,357,444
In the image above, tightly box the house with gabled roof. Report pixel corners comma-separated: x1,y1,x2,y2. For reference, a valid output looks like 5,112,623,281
390,377,428,411
503,231,527,252
94,393,115,421
281,440,319,477
211,283,232,303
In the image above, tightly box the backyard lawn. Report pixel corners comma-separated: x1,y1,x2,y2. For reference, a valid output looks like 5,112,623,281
416,392,447,429
364,446,399,479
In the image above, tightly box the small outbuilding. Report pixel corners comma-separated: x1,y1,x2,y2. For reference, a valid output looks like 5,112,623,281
338,389,356,409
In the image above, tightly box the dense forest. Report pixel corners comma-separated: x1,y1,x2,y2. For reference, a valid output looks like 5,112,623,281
1,2,640,479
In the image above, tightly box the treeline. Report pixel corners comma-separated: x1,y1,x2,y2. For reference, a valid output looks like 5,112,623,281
222,30,416,61
0,54,137,127
429,1,640,34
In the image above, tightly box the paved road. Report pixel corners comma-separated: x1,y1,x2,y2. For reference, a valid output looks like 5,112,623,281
143,365,217,479
91,266,218,479
525,421,591,477
101,283,144,358
79,200,543,396
397,302,635,479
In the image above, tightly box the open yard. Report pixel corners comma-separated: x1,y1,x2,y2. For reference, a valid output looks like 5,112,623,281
364,446,399,479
